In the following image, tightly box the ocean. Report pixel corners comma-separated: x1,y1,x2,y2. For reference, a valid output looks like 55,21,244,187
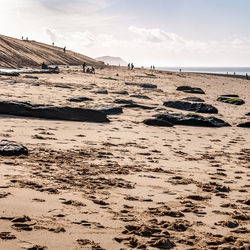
156,67,250,76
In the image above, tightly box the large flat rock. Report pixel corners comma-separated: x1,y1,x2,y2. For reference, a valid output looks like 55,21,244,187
176,86,205,94
154,113,230,127
217,96,245,105
163,101,218,114
0,101,109,123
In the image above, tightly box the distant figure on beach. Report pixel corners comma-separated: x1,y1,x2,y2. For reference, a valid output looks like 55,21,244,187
179,69,182,72
246,73,249,80
21,36,23,40
128,63,131,70
41,62,48,69
63,46,66,53
82,62,86,72
131,63,134,70
52,42,54,46
153,66,155,70
86,67,90,73
26,37,28,41
91,66,95,74
150,66,152,70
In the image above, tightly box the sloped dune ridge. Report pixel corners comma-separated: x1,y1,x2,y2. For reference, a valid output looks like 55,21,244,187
0,34,102,68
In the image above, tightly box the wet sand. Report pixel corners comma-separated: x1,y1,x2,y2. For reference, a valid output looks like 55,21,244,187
0,66,249,249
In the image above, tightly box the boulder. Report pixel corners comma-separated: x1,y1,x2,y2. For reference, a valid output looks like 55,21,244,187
111,91,128,95
0,101,109,123
0,140,28,156
143,119,173,127
237,122,250,128
67,97,93,102
182,97,204,102
114,99,134,105
154,113,230,127
217,96,245,105
176,86,205,94
163,101,218,113
125,82,157,89
94,90,108,94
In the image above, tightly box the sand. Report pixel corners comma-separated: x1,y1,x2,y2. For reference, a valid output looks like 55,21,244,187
0,66,249,249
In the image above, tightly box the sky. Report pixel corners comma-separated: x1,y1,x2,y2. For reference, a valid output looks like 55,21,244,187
1,0,250,67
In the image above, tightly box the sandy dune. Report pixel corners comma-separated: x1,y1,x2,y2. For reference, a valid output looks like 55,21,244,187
0,66,249,249
0,35,103,69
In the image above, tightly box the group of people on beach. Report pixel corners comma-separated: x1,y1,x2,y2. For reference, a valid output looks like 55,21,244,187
128,63,134,70
150,65,155,70
82,62,95,74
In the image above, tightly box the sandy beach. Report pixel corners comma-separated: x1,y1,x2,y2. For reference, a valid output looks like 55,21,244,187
0,66,249,249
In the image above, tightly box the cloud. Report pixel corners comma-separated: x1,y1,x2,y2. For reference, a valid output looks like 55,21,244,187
129,26,185,44
35,0,116,14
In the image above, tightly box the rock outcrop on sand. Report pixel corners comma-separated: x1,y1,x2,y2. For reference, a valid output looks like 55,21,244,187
163,101,218,114
143,118,173,127
67,97,93,102
237,122,250,128
0,101,109,122
144,113,230,127
0,140,28,156
125,82,157,89
246,112,250,116
176,86,205,94
217,95,245,105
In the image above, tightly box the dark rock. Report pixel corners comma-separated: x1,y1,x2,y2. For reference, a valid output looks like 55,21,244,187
67,97,93,102
94,90,108,94
182,97,204,102
114,99,134,105
237,122,250,128
130,94,151,100
0,72,19,76
125,82,157,89
123,103,155,110
217,96,245,105
163,101,218,113
176,86,205,94
155,113,230,127
0,101,109,123
23,75,39,79
0,140,28,156
220,94,239,98
111,90,128,95
92,106,123,115
246,112,250,116
143,119,173,127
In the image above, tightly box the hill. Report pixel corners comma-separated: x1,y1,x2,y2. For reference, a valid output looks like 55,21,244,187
96,56,127,66
0,34,103,68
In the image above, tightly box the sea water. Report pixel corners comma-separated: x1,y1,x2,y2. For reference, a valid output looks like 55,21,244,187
157,67,250,75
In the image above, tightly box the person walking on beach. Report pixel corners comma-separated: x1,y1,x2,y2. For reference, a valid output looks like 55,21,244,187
63,46,66,53
82,62,86,72
128,63,131,70
131,63,134,70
